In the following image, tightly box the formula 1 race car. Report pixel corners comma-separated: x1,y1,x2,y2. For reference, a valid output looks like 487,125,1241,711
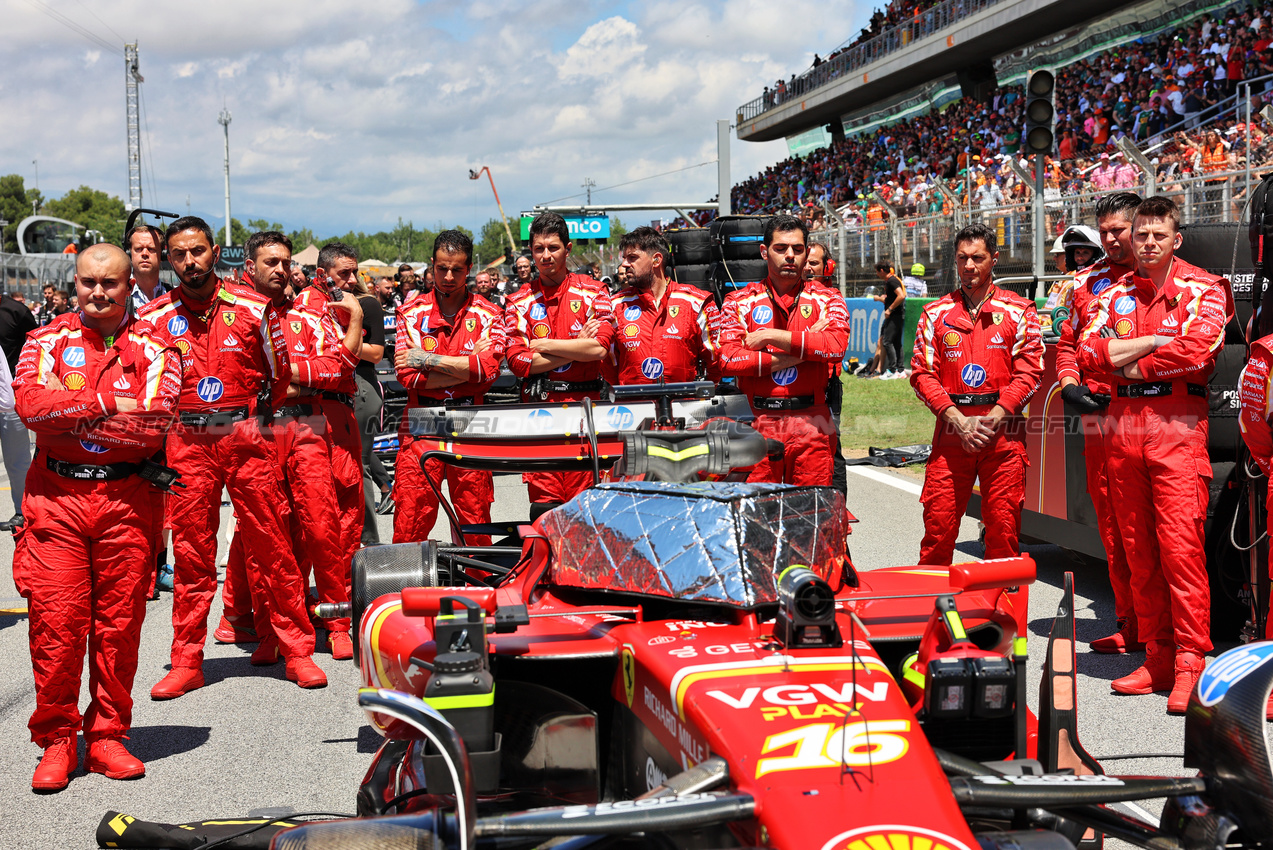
276,384,1273,850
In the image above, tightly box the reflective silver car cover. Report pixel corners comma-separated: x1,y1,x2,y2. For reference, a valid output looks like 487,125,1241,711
541,482,848,607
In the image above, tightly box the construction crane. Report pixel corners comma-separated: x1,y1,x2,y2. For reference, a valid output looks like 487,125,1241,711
125,43,143,211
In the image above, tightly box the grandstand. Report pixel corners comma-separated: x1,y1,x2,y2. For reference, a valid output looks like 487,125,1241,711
719,0,1273,296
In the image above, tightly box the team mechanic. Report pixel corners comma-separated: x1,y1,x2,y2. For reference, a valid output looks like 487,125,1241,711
1055,192,1143,654
139,217,326,697
803,240,849,497
393,230,506,545
718,214,849,485
910,222,1044,566
1237,320,1273,718
606,226,720,385
504,212,615,517
15,244,182,791
218,231,364,661
1077,195,1232,713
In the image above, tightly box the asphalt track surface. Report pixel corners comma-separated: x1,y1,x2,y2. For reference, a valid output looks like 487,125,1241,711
0,461,1203,849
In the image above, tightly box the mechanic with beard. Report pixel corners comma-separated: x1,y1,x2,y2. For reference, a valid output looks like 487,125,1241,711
911,223,1044,566
504,213,615,517
1077,195,1232,714
15,244,181,791
1054,192,1142,655
218,231,364,662
394,230,506,543
605,226,719,386
718,215,849,485
139,217,325,697
804,240,848,496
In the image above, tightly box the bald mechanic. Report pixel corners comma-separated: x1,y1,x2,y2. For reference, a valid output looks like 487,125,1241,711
503,213,615,516
1054,192,1142,654
15,245,181,791
139,217,326,697
718,214,849,485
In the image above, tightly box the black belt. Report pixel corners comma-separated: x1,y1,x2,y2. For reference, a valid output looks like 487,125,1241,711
752,395,815,411
1116,382,1207,399
320,391,353,407
275,404,318,419
179,406,250,428
412,395,475,407
46,454,139,482
950,392,1000,406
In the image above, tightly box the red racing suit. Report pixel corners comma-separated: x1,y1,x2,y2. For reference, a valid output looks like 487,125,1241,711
1239,335,1273,637
910,286,1044,566
1077,258,1232,655
13,313,181,746
1055,259,1135,623
222,297,361,636
504,274,615,504
395,291,506,544
605,282,720,384
139,281,316,666
718,277,849,485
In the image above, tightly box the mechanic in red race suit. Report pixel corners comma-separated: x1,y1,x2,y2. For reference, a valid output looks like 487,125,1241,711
1054,192,1142,654
606,226,719,385
504,212,615,517
718,214,849,485
14,244,181,791
139,217,327,696
911,223,1044,566
1239,335,1273,720
1077,195,1233,713
218,231,364,661
394,230,506,544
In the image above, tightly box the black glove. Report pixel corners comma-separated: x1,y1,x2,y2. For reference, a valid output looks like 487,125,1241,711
1061,383,1108,413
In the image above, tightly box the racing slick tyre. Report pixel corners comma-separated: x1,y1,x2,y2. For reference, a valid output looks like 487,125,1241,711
671,263,713,289
710,215,768,262
1177,221,1251,343
666,227,713,266
350,541,440,663
1208,343,1246,463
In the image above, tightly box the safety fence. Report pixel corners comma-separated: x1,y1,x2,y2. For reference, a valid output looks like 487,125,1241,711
0,253,75,300
810,167,1255,297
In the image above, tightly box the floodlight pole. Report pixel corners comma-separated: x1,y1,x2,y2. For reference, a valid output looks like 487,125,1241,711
1033,152,1045,291
469,167,518,255
218,108,232,247
718,120,732,217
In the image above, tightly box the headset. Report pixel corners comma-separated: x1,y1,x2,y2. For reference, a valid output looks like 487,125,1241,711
123,207,180,263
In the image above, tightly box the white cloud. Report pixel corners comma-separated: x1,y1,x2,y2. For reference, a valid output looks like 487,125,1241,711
0,0,863,239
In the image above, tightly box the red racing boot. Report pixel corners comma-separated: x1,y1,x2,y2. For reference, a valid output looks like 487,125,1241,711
150,667,205,700
86,739,145,780
1090,618,1145,654
1167,651,1207,715
1111,640,1175,695
213,615,260,644
286,657,328,689
32,736,77,792
250,636,281,666
328,631,353,661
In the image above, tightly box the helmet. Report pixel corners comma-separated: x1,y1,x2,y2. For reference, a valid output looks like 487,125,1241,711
1060,225,1104,272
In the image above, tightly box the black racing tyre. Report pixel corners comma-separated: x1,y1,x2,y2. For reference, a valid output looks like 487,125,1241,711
350,540,440,664
1204,461,1252,642
666,228,712,266
709,215,768,262
1209,343,1245,463
1178,221,1251,344
671,263,713,288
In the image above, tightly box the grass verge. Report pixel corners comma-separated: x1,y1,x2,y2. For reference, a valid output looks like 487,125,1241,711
837,372,933,454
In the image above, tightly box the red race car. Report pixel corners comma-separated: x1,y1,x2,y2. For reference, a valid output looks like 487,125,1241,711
274,384,1273,850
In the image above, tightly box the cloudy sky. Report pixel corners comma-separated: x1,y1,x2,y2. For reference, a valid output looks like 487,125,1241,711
1,0,862,240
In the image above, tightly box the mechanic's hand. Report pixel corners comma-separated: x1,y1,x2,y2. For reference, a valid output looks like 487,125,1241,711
285,383,301,399
114,396,138,413
1061,383,1107,413
1120,361,1145,380
578,318,600,340
396,345,431,371
1100,325,1118,338
948,411,985,454
770,353,801,373
744,329,775,351
808,315,831,332
472,337,491,355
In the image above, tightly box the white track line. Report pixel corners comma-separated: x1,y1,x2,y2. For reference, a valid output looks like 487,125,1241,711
847,465,923,496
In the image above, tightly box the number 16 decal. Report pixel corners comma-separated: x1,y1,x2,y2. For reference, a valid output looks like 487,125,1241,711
756,720,910,778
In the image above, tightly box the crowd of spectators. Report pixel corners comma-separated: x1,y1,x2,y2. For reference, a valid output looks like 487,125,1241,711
736,3,1273,225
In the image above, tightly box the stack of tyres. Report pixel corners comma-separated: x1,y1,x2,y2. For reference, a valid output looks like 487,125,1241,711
665,228,714,292
710,215,770,305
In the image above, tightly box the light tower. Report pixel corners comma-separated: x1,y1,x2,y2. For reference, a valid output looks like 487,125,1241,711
218,108,233,247
124,43,144,211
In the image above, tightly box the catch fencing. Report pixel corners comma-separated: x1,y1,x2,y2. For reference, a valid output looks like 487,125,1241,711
0,253,75,300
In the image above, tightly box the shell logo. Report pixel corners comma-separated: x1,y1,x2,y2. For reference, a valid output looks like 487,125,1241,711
1115,319,1133,338
532,323,551,339
624,324,640,338
175,339,191,355
421,337,438,351
942,331,962,347
821,825,972,850
62,371,87,391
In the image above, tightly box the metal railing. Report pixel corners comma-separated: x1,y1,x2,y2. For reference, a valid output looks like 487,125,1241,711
737,0,1007,122
0,253,75,300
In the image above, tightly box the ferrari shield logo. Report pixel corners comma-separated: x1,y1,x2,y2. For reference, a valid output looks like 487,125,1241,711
800,304,813,319
222,312,236,327
669,306,679,318
621,646,636,707
570,300,582,313
290,321,302,334
1168,294,1181,308
465,317,477,333
992,313,1004,325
